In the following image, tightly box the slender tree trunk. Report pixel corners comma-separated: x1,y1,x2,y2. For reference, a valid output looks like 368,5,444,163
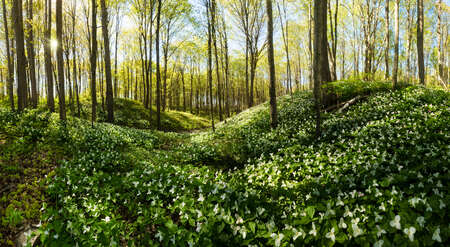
436,0,443,82
417,0,425,85
393,0,399,88
156,0,162,130
101,0,114,122
308,2,313,89
267,0,277,129
72,1,81,117
2,0,14,110
26,0,37,108
313,0,331,137
44,0,54,111
211,0,223,121
90,0,98,124
114,4,120,99
13,0,28,111
56,0,66,120
206,1,215,131
385,0,390,79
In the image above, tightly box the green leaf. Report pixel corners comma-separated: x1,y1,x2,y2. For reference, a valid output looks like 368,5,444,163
306,206,315,219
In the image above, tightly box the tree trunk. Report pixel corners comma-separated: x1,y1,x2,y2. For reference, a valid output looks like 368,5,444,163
437,0,443,82
26,0,37,108
156,0,162,130
2,0,14,110
393,0,399,88
101,0,114,122
417,0,425,85
13,0,28,111
267,0,277,129
211,0,223,121
385,0,390,79
90,0,98,124
313,0,331,137
206,0,215,131
56,0,66,120
44,0,54,111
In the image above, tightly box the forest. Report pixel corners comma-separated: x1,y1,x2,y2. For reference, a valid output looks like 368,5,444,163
0,0,449,246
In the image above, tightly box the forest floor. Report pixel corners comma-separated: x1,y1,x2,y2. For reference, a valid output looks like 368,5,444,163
0,81,449,246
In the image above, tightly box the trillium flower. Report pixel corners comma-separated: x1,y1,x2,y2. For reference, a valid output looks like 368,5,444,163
390,215,401,230
338,217,347,229
198,194,204,202
271,233,284,247
432,227,441,242
416,216,425,227
235,214,244,224
292,228,304,240
403,226,416,241
352,223,363,237
374,240,384,247
309,222,317,237
325,227,336,242
376,225,386,237
103,216,111,223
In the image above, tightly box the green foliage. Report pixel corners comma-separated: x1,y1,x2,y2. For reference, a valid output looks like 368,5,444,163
1,81,448,246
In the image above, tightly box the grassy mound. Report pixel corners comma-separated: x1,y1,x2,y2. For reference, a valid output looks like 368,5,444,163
1,81,448,246
96,98,211,131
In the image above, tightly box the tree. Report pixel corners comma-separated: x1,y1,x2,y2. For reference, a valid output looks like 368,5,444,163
101,0,114,122
25,0,37,108
417,0,424,85
12,0,28,111
44,0,54,112
156,0,162,130
313,0,331,137
266,0,277,129
2,0,14,110
56,0,66,120
205,0,215,131
385,0,390,79
91,0,98,124
393,0,399,88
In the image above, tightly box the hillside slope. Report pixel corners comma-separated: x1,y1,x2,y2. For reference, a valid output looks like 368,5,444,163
1,83,449,246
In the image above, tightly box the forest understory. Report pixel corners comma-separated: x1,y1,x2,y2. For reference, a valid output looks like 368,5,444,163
1,81,449,246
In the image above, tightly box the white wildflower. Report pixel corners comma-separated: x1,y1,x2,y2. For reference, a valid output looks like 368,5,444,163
325,227,336,242
390,215,401,230
403,226,416,242
432,227,441,242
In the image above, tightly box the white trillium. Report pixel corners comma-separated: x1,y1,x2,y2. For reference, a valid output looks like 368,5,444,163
390,215,401,230
374,240,384,247
416,216,425,227
432,227,441,242
309,222,317,237
403,226,416,241
325,227,336,242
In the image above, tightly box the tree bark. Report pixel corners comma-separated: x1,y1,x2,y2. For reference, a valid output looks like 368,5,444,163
156,0,162,130
101,0,114,122
313,0,331,137
12,0,28,111
417,0,425,85
393,0,399,88
91,0,98,124
2,0,14,110
206,0,215,131
44,0,54,111
56,0,66,120
26,0,37,108
266,0,277,129
385,0,390,79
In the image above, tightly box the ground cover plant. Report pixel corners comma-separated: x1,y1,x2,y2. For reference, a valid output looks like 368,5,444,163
2,82,447,246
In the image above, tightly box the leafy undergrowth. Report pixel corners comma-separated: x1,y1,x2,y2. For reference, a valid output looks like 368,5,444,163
1,82,449,246
72,98,211,132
